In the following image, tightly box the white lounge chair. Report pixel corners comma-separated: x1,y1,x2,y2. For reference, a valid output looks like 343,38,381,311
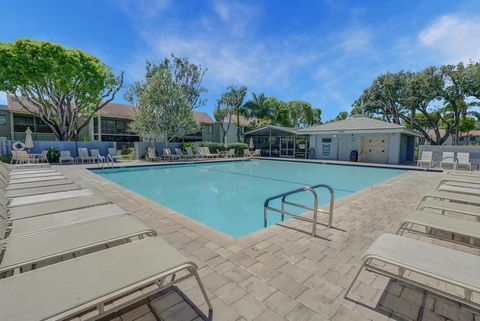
6,189,93,208
417,151,433,168
345,234,480,309
90,148,106,163
185,146,200,160
203,147,219,158
456,152,472,171
108,148,122,162
437,185,480,197
4,195,111,221
0,215,155,276
77,148,94,164
440,152,457,170
422,190,480,207
397,211,480,247
244,149,252,157
146,147,161,161
59,151,75,165
0,237,213,321
5,183,81,198
2,204,126,239
4,178,74,191
418,199,480,221
162,148,180,161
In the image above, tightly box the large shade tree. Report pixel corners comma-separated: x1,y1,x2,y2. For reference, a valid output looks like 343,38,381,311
0,39,123,141
125,56,206,145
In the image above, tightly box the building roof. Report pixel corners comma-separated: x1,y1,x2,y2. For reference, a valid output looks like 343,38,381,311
244,125,298,136
7,95,214,124
299,116,420,136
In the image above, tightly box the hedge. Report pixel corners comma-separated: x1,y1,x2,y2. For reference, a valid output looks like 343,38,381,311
200,142,249,157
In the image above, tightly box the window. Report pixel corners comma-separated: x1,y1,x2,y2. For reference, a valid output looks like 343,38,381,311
321,138,331,157
470,136,476,142
0,114,6,125
203,124,213,134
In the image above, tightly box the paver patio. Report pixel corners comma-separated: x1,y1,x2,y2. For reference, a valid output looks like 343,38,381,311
56,162,480,321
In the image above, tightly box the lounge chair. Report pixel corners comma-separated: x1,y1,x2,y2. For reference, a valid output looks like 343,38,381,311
7,174,67,185
2,204,126,239
185,146,200,159
37,150,49,163
203,147,219,158
437,184,480,197
418,198,480,221
421,190,480,207
11,150,35,165
397,211,480,247
0,237,213,321
456,152,472,171
0,215,155,276
5,195,111,221
175,148,192,160
417,151,433,168
59,151,75,165
253,149,261,157
345,234,480,309
4,178,74,191
6,189,93,208
244,149,252,157
146,147,161,161
440,152,457,170
77,148,94,164
90,148,106,163
108,148,122,162
228,148,235,158
5,183,81,198
197,147,211,159
162,148,180,161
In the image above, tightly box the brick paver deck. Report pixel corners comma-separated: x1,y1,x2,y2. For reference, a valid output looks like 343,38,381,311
57,161,480,321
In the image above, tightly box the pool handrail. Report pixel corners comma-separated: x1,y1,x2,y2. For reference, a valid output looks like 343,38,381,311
263,183,334,237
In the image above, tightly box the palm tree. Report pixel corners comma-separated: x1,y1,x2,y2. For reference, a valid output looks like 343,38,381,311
223,85,248,142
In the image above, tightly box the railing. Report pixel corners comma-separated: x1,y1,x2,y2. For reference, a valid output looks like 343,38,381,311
98,154,114,169
263,184,334,237
423,156,458,171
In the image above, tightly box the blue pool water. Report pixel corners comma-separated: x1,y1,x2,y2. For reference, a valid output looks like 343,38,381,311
94,160,405,237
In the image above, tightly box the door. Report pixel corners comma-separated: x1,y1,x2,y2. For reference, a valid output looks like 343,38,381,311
360,136,388,163
280,136,295,157
337,137,350,161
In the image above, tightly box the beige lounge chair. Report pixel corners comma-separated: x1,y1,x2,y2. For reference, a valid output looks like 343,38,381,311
78,148,94,164
418,198,480,221
345,234,480,309
228,148,235,158
244,149,252,157
59,151,75,165
5,183,81,198
422,190,480,207
0,237,213,321
417,151,433,168
203,147,219,158
2,204,126,239
440,152,457,169
7,174,66,185
437,184,480,197
0,215,156,276
4,195,110,221
162,148,180,161
108,148,122,162
11,150,34,165
146,147,161,161
197,147,212,159
4,178,74,191
456,152,472,171
6,189,93,208
397,211,480,247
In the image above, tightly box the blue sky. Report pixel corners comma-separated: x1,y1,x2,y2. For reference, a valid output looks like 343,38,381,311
2,0,480,120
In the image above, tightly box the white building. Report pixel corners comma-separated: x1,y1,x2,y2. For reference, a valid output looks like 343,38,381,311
298,117,420,164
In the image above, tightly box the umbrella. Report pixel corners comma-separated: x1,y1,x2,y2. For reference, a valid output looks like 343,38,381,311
24,127,34,151
249,137,254,150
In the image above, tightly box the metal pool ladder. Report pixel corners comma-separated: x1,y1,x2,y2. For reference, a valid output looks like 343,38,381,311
263,184,334,237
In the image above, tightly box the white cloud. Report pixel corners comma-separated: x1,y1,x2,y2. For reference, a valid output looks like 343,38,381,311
339,27,373,53
0,92,6,105
111,0,170,19
418,15,480,63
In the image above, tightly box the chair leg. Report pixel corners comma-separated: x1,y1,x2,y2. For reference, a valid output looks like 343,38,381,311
344,262,366,299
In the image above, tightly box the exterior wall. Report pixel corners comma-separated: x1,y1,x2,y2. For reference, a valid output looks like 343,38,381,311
309,132,407,164
213,123,243,143
0,107,11,140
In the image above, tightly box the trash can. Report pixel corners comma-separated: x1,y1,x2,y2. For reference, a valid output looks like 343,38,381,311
350,150,358,162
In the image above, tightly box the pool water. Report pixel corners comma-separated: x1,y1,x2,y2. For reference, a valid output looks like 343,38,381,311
95,160,405,237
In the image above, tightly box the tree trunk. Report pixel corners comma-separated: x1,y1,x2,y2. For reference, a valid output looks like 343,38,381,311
236,112,240,142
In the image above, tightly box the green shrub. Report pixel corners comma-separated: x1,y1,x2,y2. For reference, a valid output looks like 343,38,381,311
121,148,135,160
0,153,12,164
181,142,195,152
200,142,249,157
46,147,60,163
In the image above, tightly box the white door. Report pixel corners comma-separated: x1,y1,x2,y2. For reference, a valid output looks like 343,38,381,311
337,137,350,161
360,136,388,163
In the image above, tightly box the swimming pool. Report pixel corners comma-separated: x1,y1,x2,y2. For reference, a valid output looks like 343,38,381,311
95,160,405,237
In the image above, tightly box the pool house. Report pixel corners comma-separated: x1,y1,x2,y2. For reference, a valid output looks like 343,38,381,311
244,125,310,158
299,116,421,164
